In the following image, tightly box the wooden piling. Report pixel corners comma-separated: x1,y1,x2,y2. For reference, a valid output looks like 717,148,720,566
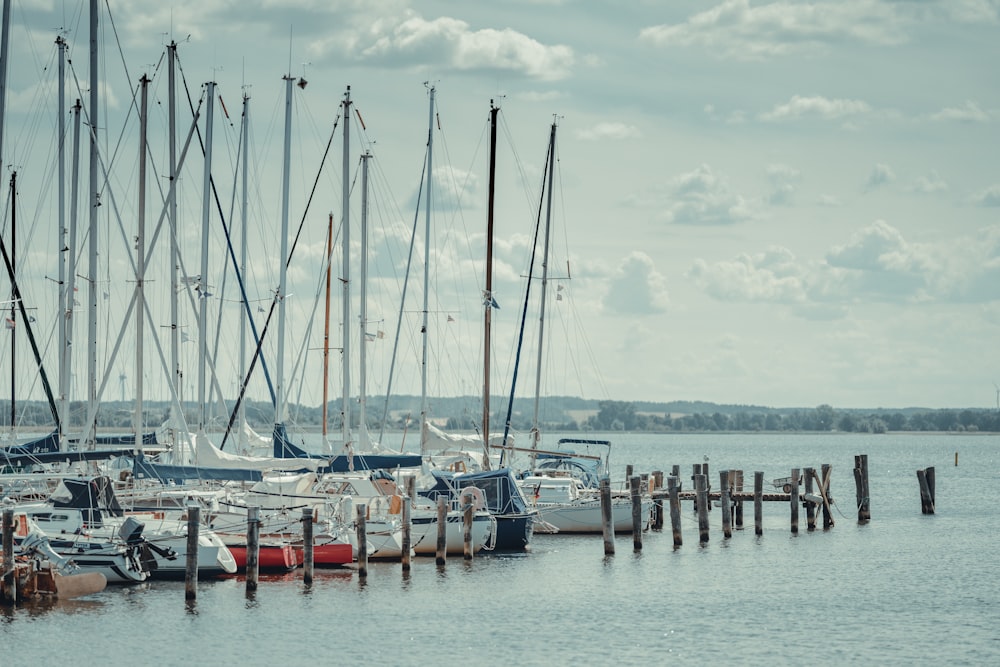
402,496,413,572
917,467,935,514
753,471,763,536
854,454,871,522
600,477,614,555
2,508,13,605
435,496,447,566
185,505,200,600
719,470,732,539
667,476,682,547
651,471,665,530
463,501,474,560
695,474,709,543
246,506,260,593
789,468,800,534
733,470,744,530
302,508,314,585
820,465,834,529
804,467,816,531
691,464,702,513
356,504,368,578
630,475,643,551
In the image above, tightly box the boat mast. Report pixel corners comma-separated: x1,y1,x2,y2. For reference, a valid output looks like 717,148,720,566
530,120,558,469
56,35,67,441
0,0,10,437
197,81,215,437
238,91,250,441
133,75,149,454
85,0,99,447
419,86,434,452
358,151,373,448
274,74,294,431
63,99,81,446
167,42,181,433
322,212,333,448
8,171,14,435
341,87,352,451
482,102,499,470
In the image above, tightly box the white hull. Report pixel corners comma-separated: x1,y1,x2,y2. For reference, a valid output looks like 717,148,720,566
531,498,652,534
411,511,494,555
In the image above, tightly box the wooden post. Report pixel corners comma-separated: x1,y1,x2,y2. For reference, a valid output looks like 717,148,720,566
356,504,368,578
789,468,800,534
600,477,614,555
695,473,709,543
926,466,936,508
625,464,634,485
719,470,732,539
820,465,834,529
954,451,958,467
403,496,413,572
2,508,14,605
917,468,935,514
463,500,474,560
435,496,447,566
753,471,763,536
302,508,314,585
854,454,871,522
733,470,744,530
651,471,664,530
804,467,816,531
246,506,260,593
185,505,200,600
671,464,680,481
630,475,643,551
667,476,682,547
691,464,701,513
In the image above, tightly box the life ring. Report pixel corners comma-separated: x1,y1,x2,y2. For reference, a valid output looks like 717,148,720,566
459,486,487,511
782,483,792,494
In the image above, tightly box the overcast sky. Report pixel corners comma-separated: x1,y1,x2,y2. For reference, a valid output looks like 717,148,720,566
2,0,999,415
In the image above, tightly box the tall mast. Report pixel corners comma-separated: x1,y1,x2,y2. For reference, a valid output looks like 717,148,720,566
197,81,215,435
419,86,434,450
63,100,81,445
340,87,352,449
56,35,68,439
530,120,558,468
322,213,333,447
86,0,99,447
134,75,149,453
238,91,250,437
167,42,180,428
8,172,14,433
0,0,10,168
358,151,371,449
274,75,293,429
482,102,499,470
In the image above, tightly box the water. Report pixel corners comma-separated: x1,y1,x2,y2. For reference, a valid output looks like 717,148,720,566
3,433,999,666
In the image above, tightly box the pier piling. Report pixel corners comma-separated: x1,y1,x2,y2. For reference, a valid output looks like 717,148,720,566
917,467,936,514
854,455,871,522
302,508,314,586
435,497,447,566
695,474,709,543
246,506,260,593
630,475,643,551
185,505,200,600
667,476,682,547
2,508,13,605
789,469,800,534
600,477,614,555
356,504,368,578
753,471,763,536
719,470,732,539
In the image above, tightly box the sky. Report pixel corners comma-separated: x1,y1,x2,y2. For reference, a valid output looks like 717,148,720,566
1,0,999,418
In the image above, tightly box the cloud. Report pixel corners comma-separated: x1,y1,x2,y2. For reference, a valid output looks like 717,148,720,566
909,171,948,194
929,100,991,123
639,0,907,60
864,163,895,191
603,252,670,315
759,95,872,122
641,164,758,225
688,246,808,302
971,184,1000,207
766,163,800,205
575,122,641,141
824,220,934,298
310,13,574,80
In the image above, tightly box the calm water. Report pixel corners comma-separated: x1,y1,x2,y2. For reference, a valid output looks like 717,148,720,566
3,433,998,666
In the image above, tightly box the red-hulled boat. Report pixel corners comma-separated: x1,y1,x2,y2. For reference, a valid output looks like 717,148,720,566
219,536,299,573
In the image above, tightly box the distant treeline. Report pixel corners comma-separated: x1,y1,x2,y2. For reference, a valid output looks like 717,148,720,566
4,397,998,434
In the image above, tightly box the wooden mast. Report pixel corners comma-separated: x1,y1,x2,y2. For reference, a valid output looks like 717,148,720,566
482,102,499,470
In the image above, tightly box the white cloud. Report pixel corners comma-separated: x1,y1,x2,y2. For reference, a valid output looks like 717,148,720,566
652,164,758,225
688,246,808,303
971,184,1000,207
602,252,669,315
910,170,948,194
310,13,574,80
639,0,907,60
766,163,800,205
864,163,895,191
575,122,641,141
759,95,872,122
929,100,991,123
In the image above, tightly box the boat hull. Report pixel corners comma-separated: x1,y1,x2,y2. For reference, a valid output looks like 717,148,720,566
411,512,494,555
